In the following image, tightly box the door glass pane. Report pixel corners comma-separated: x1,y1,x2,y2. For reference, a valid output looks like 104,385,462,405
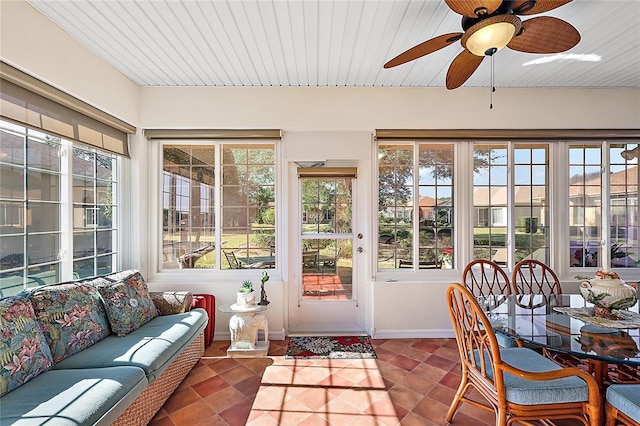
301,178,352,235
301,176,353,301
302,238,352,300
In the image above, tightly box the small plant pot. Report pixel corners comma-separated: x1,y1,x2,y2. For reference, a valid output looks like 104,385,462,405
237,291,256,306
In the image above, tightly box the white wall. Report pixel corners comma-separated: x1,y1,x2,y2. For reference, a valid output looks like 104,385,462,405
0,0,140,126
3,0,640,340
139,86,640,130
138,85,640,338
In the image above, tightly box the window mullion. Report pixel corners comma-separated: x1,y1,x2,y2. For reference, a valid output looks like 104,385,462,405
507,142,515,270
60,141,74,281
215,143,222,270
413,143,420,269
601,142,611,267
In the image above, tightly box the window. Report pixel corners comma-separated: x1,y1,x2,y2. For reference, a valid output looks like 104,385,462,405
0,120,119,296
162,143,276,270
569,144,602,267
473,143,552,266
72,146,118,279
376,138,638,276
378,143,455,269
569,142,639,269
609,143,638,268
472,143,550,265
472,144,510,263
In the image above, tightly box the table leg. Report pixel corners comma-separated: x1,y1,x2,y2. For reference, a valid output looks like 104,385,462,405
588,359,608,426
588,359,607,393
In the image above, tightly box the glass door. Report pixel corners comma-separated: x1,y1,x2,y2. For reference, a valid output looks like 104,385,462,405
288,174,362,333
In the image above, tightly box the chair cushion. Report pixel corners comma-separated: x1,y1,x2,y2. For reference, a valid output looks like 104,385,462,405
484,347,589,405
27,281,111,362
96,270,159,336
53,308,207,382
496,333,520,348
0,296,54,396
606,384,640,424
0,366,147,425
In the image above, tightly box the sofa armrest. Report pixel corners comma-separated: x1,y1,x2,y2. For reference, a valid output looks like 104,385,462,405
149,291,193,315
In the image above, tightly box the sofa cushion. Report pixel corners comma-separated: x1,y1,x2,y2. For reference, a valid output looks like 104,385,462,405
0,296,54,397
0,366,147,425
96,270,159,337
28,281,111,362
53,308,207,382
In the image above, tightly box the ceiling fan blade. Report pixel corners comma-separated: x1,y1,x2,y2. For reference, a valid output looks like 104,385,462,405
384,33,462,68
445,0,502,18
513,0,573,15
446,50,484,89
507,16,580,53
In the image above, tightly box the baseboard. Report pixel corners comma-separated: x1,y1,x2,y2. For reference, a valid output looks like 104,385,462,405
213,328,453,341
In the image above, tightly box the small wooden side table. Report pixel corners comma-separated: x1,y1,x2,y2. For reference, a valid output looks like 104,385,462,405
218,303,271,357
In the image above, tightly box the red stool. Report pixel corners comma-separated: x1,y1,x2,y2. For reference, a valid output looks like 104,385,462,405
192,294,215,347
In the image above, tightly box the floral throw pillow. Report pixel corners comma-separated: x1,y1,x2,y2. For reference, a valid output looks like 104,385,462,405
0,296,54,396
97,271,159,337
29,282,111,362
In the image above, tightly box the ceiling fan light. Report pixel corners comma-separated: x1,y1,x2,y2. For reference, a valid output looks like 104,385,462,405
462,15,522,56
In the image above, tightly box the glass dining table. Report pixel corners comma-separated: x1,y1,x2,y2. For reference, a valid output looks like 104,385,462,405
477,293,640,390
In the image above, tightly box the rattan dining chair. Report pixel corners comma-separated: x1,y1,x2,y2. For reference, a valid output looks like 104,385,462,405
446,283,602,426
462,259,513,297
605,384,640,426
462,259,519,348
511,259,563,296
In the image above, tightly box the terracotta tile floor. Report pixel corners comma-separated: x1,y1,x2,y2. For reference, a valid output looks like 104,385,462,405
149,338,583,425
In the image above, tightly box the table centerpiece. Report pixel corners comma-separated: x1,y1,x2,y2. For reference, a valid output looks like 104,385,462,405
578,269,638,320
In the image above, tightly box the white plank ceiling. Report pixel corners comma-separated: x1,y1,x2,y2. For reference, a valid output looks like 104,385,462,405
27,0,640,88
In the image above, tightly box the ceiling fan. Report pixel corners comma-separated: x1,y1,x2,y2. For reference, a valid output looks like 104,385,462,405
384,0,581,89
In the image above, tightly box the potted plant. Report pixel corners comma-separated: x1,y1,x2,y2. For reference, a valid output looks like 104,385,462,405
440,247,453,269
236,280,255,306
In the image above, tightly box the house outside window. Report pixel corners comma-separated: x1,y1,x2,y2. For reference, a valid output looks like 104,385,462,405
0,119,119,296
570,142,639,269
162,143,276,270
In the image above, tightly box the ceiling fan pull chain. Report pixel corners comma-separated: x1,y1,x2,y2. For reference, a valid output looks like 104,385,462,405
490,54,495,109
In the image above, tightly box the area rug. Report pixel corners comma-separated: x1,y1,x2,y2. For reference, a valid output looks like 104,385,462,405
285,335,377,359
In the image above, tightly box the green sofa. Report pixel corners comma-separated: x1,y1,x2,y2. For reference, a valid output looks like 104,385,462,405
0,270,208,425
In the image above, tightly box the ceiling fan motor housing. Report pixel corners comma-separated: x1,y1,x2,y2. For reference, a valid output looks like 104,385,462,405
461,14,522,56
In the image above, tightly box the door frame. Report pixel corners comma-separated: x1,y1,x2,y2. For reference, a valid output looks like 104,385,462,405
286,161,369,334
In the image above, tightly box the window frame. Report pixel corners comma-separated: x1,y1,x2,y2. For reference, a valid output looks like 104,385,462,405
154,139,279,276
0,119,121,296
374,138,639,282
